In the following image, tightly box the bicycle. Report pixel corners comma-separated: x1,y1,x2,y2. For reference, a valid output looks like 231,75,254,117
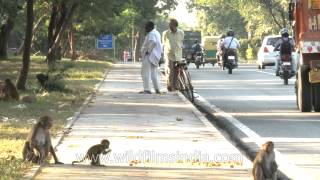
173,60,194,102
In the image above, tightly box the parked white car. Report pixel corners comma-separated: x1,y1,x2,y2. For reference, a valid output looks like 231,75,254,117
257,35,294,69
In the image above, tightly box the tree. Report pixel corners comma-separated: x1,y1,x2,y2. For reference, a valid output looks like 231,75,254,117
253,0,288,29
239,0,289,37
188,0,289,38
46,0,78,68
129,0,177,61
16,13,46,55
0,0,23,59
16,0,34,90
188,0,247,37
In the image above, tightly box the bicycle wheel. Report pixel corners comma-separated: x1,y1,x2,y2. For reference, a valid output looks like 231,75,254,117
181,69,194,102
176,72,186,91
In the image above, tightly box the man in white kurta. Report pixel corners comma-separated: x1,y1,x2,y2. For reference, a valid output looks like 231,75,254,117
140,21,162,94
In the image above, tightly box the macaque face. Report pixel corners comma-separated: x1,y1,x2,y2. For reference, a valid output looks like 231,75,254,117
46,119,53,129
267,143,274,153
101,139,110,149
263,142,274,153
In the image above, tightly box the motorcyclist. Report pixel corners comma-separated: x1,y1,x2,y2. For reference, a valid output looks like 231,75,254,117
192,40,203,62
192,40,202,54
274,28,296,76
217,34,226,66
222,29,240,67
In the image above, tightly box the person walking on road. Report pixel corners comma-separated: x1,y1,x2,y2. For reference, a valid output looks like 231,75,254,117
162,19,184,91
140,21,163,94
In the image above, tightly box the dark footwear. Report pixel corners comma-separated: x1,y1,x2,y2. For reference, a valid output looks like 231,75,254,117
139,90,152,94
155,90,163,94
167,86,172,92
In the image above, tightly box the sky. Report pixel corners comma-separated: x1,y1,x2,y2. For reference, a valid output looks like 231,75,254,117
169,0,198,27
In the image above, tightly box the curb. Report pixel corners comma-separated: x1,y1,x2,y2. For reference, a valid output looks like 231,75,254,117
22,66,111,180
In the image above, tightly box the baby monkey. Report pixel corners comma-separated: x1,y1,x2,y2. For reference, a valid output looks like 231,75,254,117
72,139,111,166
252,141,278,180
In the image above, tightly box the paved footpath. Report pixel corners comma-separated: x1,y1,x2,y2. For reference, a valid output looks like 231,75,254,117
33,63,252,180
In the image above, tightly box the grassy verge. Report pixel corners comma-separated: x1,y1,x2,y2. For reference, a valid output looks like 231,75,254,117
0,56,112,179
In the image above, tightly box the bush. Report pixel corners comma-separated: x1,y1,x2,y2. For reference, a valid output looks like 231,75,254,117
239,39,249,60
246,46,255,60
239,37,262,61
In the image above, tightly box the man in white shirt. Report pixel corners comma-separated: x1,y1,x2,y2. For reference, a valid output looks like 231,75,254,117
222,30,240,49
140,21,163,94
222,29,240,66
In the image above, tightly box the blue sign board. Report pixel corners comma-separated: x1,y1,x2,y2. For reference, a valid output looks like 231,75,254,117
96,34,113,49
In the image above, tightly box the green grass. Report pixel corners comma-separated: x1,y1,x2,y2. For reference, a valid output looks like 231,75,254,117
0,56,112,179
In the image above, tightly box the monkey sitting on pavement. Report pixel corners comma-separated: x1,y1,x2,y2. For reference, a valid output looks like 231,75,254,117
252,141,278,180
0,79,19,101
22,115,63,164
72,139,111,166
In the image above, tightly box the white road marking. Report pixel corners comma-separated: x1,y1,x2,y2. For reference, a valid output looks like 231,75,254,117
256,70,275,76
196,94,317,180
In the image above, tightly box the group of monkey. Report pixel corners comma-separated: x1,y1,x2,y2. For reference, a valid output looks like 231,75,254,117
22,115,278,180
0,78,112,166
1,78,277,179
0,73,57,102
22,115,112,166
0,78,37,103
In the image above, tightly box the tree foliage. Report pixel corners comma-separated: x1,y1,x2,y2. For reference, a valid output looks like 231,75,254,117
188,0,290,59
1,0,178,90
188,0,289,38
0,0,24,59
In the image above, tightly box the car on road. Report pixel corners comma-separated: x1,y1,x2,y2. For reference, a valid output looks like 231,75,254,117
257,35,294,69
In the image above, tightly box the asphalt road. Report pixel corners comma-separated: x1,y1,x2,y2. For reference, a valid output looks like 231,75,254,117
188,62,320,180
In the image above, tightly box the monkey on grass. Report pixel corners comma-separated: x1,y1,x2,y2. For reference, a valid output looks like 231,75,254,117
72,139,111,166
0,79,19,101
36,73,48,90
252,141,278,180
22,115,63,164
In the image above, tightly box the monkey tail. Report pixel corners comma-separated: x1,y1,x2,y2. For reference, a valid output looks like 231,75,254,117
72,156,87,165
22,141,35,162
71,160,81,165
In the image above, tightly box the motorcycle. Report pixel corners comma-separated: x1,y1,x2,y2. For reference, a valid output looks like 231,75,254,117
278,53,294,85
194,51,204,69
186,53,193,65
224,49,237,74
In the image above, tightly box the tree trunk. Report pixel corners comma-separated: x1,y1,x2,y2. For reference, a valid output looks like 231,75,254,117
68,25,76,61
0,16,14,59
47,0,58,66
16,0,34,90
133,30,142,62
16,14,46,55
47,2,78,68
